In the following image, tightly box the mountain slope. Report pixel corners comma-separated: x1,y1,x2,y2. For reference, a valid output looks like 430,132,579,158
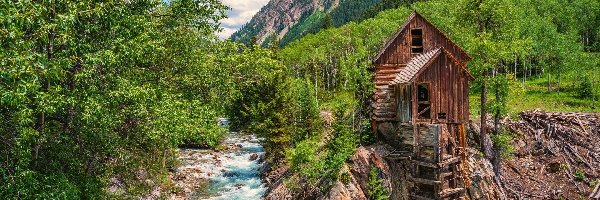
231,0,395,47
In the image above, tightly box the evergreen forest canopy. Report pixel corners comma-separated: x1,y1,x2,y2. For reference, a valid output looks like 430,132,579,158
1,0,599,198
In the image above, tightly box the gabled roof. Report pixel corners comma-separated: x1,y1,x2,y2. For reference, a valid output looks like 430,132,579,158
389,48,442,85
372,11,471,64
388,48,474,85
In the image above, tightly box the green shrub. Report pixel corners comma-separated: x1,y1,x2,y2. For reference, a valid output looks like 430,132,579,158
575,168,585,181
325,121,358,178
491,129,516,158
285,138,326,184
367,167,389,200
0,170,82,200
339,172,352,184
578,76,595,99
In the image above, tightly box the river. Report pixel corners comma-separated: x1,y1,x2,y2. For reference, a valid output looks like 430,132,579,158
171,132,267,200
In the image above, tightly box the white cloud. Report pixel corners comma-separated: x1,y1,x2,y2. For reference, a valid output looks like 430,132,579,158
217,0,270,39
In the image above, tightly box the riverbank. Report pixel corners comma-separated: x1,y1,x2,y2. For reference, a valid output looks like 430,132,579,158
170,132,267,199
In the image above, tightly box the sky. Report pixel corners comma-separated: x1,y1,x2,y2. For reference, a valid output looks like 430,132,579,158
217,0,270,39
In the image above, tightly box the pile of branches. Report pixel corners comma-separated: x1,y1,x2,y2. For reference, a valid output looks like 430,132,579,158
502,110,600,199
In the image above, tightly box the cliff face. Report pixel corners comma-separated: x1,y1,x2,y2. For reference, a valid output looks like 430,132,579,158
230,0,388,46
263,144,505,200
230,0,340,45
263,145,389,200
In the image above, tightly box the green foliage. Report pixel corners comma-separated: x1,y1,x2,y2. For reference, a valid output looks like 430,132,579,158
328,0,384,27
575,168,585,181
326,118,358,177
356,0,413,22
288,79,322,142
367,167,389,200
284,91,360,186
0,0,229,198
286,137,326,183
490,129,516,158
233,0,414,47
3,0,599,198
279,11,327,47
276,6,412,187
339,172,352,184
0,169,81,199
578,75,595,99
487,74,511,118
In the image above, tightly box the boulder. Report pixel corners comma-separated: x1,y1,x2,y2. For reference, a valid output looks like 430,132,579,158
250,153,258,161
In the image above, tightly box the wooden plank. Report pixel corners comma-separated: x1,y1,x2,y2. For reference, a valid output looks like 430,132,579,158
440,172,453,178
377,69,403,74
412,177,442,185
439,188,464,198
375,117,399,122
439,156,460,168
590,183,600,199
375,64,406,67
410,194,435,200
413,160,438,168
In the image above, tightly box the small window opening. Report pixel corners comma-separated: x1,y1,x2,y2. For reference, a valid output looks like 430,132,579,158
417,83,431,119
417,84,429,101
418,104,431,119
411,29,424,54
437,112,447,119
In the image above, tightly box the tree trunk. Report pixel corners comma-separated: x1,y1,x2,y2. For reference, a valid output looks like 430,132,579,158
547,71,551,92
492,67,503,177
480,70,492,159
34,5,55,165
522,58,527,88
514,55,517,75
557,72,561,93
594,69,598,109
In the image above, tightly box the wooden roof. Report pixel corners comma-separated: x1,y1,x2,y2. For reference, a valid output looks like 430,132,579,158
388,48,474,85
389,48,442,85
372,11,472,64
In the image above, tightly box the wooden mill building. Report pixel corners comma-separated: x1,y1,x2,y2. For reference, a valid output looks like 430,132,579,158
371,11,472,200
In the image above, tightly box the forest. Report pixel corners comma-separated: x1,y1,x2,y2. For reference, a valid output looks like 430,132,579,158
1,0,599,199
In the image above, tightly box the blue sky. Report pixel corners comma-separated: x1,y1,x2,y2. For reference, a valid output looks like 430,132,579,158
217,0,270,39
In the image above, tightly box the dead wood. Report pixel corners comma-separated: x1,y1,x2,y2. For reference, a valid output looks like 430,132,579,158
500,110,600,199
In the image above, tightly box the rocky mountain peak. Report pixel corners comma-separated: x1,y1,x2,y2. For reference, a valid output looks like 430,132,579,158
230,0,340,45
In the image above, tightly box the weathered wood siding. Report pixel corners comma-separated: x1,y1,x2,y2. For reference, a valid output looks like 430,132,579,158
414,53,470,124
395,84,412,123
373,64,405,121
374,13,470,66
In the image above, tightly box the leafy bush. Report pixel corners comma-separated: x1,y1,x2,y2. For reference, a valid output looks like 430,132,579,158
367,167,389,200
285,91,360,186
288,79,322,142
0,0,229,198
0,169,83,199
491,129,516,158
578,75,595,99
339,172,352,184
285,138,326,183
575,168,585,181
325,122,358,178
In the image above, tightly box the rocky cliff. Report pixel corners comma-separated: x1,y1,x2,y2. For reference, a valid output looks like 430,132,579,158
230,0,387,46
262,144,505,200
230,0,340,45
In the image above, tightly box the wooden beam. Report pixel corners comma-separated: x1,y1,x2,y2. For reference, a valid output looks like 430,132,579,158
412,177,442,185
410,194,435,200
439,156,460,168
439,188,464,198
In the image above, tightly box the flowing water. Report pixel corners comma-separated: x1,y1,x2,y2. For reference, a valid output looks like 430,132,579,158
172,132,267,200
